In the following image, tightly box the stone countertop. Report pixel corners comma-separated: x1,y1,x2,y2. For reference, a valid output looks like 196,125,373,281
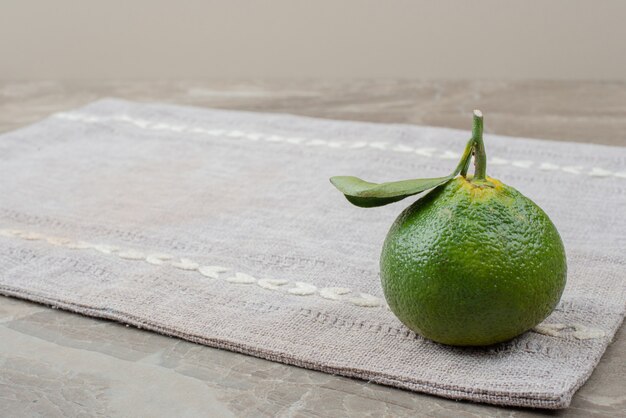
0,80,624,417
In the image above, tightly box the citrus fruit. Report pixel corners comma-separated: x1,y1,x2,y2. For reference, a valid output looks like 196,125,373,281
331,110,567,346
380,175,566,346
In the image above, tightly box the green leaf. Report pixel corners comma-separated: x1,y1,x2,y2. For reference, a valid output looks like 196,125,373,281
330,137,475,208
330,175,454,207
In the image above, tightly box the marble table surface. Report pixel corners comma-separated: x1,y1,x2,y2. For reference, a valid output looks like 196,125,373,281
0,80,624,417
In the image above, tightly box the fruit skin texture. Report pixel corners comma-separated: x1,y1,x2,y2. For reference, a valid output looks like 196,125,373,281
380,176,567,346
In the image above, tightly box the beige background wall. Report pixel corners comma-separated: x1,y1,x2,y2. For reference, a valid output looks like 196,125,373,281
1,0,625,80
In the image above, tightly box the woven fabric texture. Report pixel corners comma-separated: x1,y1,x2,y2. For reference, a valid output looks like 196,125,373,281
0,99,624,409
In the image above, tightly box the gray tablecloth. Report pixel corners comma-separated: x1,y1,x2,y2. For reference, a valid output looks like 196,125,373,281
0,99,624,408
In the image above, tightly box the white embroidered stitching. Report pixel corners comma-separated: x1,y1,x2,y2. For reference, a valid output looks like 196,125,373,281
319,287,351,300
349,293,384,307
198,265,229,279
0,228,384,309
257,278,289,290
532,323,606,340
170,258,200,271
287,282,318,296
52,112,624,180
226,272,257,284
145,253,174,265
117,250,146,260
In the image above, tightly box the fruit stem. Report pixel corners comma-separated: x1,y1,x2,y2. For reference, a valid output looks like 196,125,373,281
472,109,487,181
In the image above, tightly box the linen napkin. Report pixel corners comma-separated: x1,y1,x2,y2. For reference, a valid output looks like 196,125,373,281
1,99,624,408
